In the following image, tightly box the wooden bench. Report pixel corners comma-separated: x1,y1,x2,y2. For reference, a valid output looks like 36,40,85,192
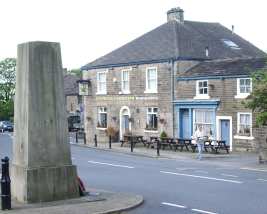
120,135,146,147
212,140,230,153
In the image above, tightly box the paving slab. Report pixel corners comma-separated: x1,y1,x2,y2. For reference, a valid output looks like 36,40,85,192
0,189,143,214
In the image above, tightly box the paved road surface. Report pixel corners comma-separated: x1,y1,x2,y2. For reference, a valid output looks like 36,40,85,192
1,133,267,214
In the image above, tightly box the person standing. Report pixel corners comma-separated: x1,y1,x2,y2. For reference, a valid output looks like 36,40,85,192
193,125,205,160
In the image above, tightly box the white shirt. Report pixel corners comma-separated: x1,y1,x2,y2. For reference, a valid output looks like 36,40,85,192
193,129,204,140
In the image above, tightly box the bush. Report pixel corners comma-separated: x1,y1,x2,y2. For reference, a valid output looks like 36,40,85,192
160,131,167,140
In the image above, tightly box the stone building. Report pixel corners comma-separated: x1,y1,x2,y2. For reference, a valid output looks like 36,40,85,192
64,74,81,114
81,7,266,148
175,58,266,151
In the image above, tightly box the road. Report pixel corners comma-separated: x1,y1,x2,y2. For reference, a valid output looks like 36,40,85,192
1,132,267,214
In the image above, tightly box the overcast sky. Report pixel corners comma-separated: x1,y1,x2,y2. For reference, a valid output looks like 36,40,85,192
1,0,266,69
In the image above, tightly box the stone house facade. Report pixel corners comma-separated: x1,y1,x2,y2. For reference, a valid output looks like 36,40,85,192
64,74,81,115
81,7,266,148
174,58,266,151
83,62,173,143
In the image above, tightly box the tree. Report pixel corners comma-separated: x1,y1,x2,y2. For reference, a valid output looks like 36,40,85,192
67,68,82,78
244,69,267,126
0,58,16,102
0,58,16,120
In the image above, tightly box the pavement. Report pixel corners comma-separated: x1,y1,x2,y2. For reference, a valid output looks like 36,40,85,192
70,137,267,171
0,189,143,214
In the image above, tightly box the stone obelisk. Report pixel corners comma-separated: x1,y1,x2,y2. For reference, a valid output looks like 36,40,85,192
12,41,79,203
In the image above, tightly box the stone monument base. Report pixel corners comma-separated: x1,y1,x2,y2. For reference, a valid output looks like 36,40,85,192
11,164,79,203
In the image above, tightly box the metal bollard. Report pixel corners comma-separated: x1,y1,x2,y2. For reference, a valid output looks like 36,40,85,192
75,131,78,143
130,140,133,152
83,132,86,145
109,136,112,149
1,156,11,210
94,134,97,147
157,140,160,156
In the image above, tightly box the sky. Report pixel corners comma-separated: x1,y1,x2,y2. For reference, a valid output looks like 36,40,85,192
1,0,267,69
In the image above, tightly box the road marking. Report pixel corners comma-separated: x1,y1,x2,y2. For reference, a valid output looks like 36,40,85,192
160,171,243,184
161,202,186,209
176,167,196,171
192,208,218,214
88,161,134,169
195,170,209,174
221,173,238,178
257,178,267,182
241,167,267,173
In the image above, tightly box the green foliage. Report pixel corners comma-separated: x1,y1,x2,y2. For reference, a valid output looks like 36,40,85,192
160,131,167,140
0,58,16,102
0,58,16,120
0,100,14,120
244,69,267,126
67,68,81,77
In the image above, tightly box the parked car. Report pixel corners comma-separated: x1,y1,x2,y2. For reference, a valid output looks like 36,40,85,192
0,121,14,132
67,115,81,132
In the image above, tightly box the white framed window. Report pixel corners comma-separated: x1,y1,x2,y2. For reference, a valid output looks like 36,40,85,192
193,109,214,136
97,107,107,128
237,112,252,137
145,67,157,93
96,70,107,94
146,107,158,130
194,80,210,99
235,78,252,99
121,69,130,94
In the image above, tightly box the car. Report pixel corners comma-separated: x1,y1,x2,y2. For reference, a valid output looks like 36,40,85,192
0,121,14,132
67,115,81,132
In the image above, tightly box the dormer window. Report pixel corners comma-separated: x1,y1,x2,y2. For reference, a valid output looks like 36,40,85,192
194,80,210,99
222,39,240,50
235,78,252,99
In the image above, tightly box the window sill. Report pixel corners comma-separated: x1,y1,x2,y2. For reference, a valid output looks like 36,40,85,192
96,92,107,95
234,135,254,140
144,129,158,133
96,127,107,131
144,90,158,94
119,91,131,95
193,95,210,100
234,94,250,99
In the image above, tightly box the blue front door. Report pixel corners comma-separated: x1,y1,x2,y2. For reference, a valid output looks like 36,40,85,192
221,120,230,145
180,109,190,138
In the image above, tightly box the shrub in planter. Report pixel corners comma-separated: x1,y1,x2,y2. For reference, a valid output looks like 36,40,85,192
106,126,119,142
160,131,167,140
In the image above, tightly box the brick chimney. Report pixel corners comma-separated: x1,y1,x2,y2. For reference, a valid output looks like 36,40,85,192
167,7,184,23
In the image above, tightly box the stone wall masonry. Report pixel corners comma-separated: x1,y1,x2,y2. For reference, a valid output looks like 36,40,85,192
83,62,173,144
175,77,262,151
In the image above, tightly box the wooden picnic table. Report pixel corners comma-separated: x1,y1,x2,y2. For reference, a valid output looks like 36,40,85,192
120,135,146,147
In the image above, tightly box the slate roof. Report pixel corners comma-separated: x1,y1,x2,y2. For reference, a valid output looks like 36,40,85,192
178,57,267,79
82,20,266,70
64,74,79,95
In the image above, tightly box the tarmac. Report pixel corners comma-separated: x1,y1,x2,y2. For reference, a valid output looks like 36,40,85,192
1,138,266,214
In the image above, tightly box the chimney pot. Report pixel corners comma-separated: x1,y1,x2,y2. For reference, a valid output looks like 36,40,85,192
232,25,235,34
167,7,184,23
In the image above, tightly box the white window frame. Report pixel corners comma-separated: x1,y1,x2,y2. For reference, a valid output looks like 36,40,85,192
194,80,210,99
146,107,158,131
193,109,214,136
96,107,107,129
96,70,108,95
235,78,252,99
120,68,131,94
234,112,254,140
145,67,158,93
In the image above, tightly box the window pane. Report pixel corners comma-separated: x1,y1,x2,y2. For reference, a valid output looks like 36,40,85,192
203,81,208,87
204,88,208,94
